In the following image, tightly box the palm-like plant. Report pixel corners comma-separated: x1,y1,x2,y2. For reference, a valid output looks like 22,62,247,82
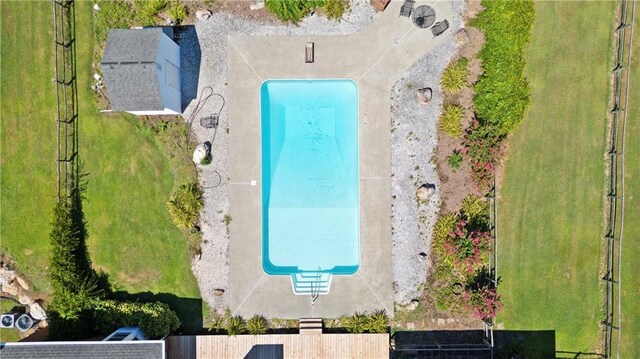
167,182,203,230
364,310,388,333
441,58,469,94
341,312,367,333
226,315,246,336
439,104,464,138
246,315,268,335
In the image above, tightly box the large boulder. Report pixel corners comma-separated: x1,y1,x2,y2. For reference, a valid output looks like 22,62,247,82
192,143,211,164
455,28,469,45
0,269,17,287
416,184,436,203
196,9,212,20
416,87,432,105
2,281,19,296
29,302,47,321
16,276,29,290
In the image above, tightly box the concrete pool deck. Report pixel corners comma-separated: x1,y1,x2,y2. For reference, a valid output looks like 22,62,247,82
228,0,454,318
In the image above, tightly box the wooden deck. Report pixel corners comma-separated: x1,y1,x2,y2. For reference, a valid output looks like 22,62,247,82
166,333,390,359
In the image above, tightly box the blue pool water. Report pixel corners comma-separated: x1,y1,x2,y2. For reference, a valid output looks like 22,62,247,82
261,79,359,276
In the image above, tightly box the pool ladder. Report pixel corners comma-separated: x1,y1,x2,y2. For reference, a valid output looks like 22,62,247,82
291,269,332,298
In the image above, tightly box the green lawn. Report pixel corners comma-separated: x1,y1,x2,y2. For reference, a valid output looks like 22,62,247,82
497,1,616,353
0,300,22,342
1,1,201,328
620,10,640,358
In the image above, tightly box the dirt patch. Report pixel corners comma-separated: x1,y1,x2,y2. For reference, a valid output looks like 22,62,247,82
465,0,484,21
458,26,485,59
467,57,483,84
192,0,278,22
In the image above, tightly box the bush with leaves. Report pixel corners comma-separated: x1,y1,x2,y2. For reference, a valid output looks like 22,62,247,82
460,195,489,228
134,0,168,26
441,219,492,275
441,57,469,93
167,182,203,229
265,0,324,24
246,315,268,335
462,119,503,190
94,300,180,339
364,310,388,333
463,284,502,319
226,315,246,336
322,0,349,20
95,0,135,44
341,312,367,333
439,104,464,138
167,1,188,24
472,0,535,135
447,150,464,170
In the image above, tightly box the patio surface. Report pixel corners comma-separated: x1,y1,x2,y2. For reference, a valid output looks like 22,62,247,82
228,0,454,318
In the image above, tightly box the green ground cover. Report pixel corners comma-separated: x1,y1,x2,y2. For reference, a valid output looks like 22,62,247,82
0,300,22,342
619,9,640,357
497,1,616,353
1,1,202,329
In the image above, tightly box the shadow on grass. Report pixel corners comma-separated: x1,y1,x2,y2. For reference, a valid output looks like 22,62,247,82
391,329,556,359
112,291,203,335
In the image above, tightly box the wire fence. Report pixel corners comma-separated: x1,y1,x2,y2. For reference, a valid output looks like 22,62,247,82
602,0,635,358
53,0,79,201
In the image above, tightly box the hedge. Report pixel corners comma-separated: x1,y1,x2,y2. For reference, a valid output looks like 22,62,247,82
472,0,535,135
94,300,181,339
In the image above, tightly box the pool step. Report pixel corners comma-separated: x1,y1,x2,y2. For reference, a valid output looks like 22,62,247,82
291,272,332,296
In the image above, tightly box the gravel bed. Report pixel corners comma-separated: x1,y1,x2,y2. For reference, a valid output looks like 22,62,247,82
181,2,376,314
390,0,465,304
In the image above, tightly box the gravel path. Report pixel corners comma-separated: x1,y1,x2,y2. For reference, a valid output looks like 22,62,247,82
390,0,465,304
181,2,376,314
182,0,464,312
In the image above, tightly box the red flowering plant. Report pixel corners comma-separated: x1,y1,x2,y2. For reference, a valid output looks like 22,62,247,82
462,118,504,191
463,284,503,320
441,219,492,276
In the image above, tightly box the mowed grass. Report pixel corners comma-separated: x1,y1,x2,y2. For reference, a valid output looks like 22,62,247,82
1,1,200,312
619,10,640,358
497,1,615,353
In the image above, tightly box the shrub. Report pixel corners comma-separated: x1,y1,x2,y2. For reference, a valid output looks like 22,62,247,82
167,1,188,24
462,119,503,190
441,58,469,93
341,312,367,333
323,0,349,20
441,220,492,275
447,150,463,170
433,213,458,246
463,285,503,319
95,0,135,44
94,300,181,339
439,105,464,138
226,315,246,336
134,0,168,26
461,195,489,228
472,0,535,135
265,0,323,24
246,315,268,335
364,310,388,333
167,182,203,229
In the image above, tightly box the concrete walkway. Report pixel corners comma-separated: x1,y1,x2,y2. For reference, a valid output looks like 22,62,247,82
228,0,454,318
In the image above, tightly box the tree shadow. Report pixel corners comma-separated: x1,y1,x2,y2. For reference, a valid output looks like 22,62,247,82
392,329,556,359
112,291,203,335
174,25,201,112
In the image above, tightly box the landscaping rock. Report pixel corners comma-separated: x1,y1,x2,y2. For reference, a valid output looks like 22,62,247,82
15,276,29,290
416,87,432,105
446,318,455,324
192,143,210,164
455,28,469,45
29,302,47,321
437,318,446,325
17,294,30,305
0,269,17,286
214,288,225,296
418,252,428,258
250,1,265,10
416,184,436,203
2,281,19,296
196,10,212,20
407,299,419,311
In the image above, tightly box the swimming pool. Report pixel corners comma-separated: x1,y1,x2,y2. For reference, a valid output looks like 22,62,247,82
261,79,360,285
